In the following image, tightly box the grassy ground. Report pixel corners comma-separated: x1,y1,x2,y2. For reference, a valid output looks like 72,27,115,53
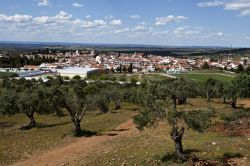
142,74,172,81
178,73,234,82
0,103,138,165
97,73,171,82
76,98,250,166
1,99,249,166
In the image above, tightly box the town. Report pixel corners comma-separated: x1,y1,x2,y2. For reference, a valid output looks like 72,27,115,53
0,48,249,81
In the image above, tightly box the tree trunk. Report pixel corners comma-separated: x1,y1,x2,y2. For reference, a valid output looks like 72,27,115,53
231,97,237,108
115,100,121,110
206,92,211,101
172,96,177,109
27,112,36,127
74,119,81,135
170,127,186,160
177,96,187,105
223,96,226,104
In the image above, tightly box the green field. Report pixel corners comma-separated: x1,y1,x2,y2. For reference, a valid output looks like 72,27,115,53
179,73,235,82
96,73,171,82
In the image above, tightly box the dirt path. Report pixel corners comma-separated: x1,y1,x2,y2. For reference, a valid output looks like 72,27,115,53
11,119,138,166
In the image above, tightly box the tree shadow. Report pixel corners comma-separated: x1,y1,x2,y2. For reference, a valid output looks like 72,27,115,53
160,153,177,163
221,152,244,160
0,121,16,129
190,152,244,166
110,128,130,132
105,133,118,136
110,110,119,114
18,121,72,130
19,125,34,130
161,149,200,163
36,121,72,128
74,130,101,137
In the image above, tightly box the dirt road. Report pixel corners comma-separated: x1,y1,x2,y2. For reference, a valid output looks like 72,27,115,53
11,119,138,166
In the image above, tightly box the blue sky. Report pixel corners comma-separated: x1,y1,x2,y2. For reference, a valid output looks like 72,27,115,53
0,0,250,47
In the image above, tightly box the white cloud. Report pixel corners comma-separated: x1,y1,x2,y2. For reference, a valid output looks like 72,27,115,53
104,15,113,19
85,15,91,19
114,28,130,34
33,11,72,24
197,1,224,7
110,19,122,26
132,25,147,31
151,31,169,37
73,20,107,28
216,32,224,36
33,16,51,24
198,0,250,16
172,26,201,37
72,3,84,8
54,11,72,20
93,20,107,27
37,0,51,7
155,15,187,26
202,32,225,38
0,13,32,23
173,27,185,34
140,22,146,25
239,9,250,15
245,36,250,39
224,0,250,10
130,15,140,19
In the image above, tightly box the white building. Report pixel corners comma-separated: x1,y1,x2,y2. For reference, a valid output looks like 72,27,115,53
57,67,100,79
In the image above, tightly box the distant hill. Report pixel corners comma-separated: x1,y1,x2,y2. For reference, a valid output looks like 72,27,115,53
0,41,249,56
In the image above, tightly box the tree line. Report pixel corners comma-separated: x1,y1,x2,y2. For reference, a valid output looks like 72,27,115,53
0,55,56,68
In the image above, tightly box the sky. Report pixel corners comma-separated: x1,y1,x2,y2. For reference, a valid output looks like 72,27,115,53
0,0,250,47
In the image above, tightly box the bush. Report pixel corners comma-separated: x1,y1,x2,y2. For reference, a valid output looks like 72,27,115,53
109,77,117,81
131,78,138,84
184,108,215,132
120,77,126,82
224,109,250,123
72,75,81,80
99,75,109,80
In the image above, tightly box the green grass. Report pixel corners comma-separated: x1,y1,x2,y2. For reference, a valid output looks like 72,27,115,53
96,73,172,83
179,73,234,82
142,74,172,81
0,103,137,165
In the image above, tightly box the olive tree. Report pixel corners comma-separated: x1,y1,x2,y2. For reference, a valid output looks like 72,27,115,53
61,85,107,135
17,85,55,129
227,74,250,108
133,82,214,160
0,82,55,129
203,78,220,101
157,77,197,109
0,89,18,116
